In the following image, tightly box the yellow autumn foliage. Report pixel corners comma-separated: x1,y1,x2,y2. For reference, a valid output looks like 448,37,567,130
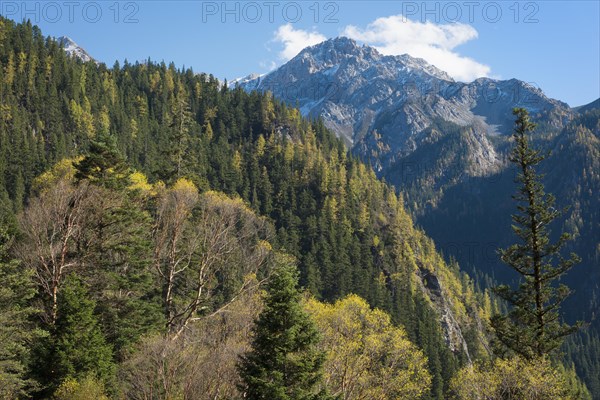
31,157,83,194
451,356,576,400
53,375,109,400
172,177,198,194
128,171,153,195
305,294,432,400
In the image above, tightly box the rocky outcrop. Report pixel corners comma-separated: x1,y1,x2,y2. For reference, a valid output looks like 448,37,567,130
418,267,471,362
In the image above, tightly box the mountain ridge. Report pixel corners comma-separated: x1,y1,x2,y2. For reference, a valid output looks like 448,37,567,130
238,37,571,163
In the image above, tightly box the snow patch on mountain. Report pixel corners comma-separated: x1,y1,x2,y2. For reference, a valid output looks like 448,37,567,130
57,36,94,63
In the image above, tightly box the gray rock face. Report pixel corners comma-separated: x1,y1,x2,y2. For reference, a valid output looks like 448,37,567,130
238,37,572,175
419,267,472,359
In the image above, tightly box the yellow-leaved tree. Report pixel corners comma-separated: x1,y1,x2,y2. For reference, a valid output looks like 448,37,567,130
450,356,588,400
305,294,431,400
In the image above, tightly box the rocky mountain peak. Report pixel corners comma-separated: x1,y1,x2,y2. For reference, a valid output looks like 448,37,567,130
57,36,94,63
294,37,451,82
297,37,378,67
238,37,572,180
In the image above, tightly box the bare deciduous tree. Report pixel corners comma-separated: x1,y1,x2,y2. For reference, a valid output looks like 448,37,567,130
153,184,272,339
16,179,91,324
121,286,263,400
153,179,199,327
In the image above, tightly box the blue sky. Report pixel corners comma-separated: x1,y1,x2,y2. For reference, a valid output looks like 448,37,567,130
2,1,599,106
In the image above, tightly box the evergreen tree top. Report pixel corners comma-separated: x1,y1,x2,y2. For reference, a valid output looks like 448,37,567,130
74,133,131,190
238,261,333,400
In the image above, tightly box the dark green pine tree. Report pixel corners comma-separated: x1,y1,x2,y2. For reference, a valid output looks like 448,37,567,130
491,108,581,360
74,132,131,190
47,276,115,392
74,132,163,358
0,226,41,399
238,260,333,400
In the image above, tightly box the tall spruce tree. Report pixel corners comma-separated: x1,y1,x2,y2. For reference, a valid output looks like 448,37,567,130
43,276,115,394
74,132,130,190
491,108,580,359
0,226,41,398
238,258,333,400
74,134,162,356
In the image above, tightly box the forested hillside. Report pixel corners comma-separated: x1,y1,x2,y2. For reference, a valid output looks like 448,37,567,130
0,18,592,399
0,18,499,399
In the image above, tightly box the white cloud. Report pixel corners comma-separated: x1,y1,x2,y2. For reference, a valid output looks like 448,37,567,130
267,17,490,82
342,15,490,82
272,24,327,61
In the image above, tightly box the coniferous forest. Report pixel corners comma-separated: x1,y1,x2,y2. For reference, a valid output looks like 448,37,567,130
0,18,596,399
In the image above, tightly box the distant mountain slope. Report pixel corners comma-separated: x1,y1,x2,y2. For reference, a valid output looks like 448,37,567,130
576,98,600,113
